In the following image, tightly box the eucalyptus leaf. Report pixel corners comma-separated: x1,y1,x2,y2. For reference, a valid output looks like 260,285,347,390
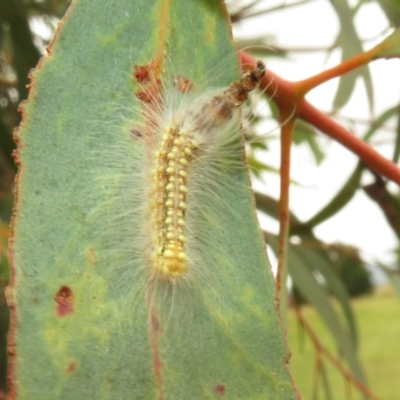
9,0,296,398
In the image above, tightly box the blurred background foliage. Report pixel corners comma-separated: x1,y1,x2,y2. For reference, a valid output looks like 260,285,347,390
0,0,399,398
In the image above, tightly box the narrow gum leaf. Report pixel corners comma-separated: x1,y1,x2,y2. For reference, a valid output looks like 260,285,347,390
268,236,367,387
9,0,296,398
297,163,363,230
373,27,400,59
330,1,373,112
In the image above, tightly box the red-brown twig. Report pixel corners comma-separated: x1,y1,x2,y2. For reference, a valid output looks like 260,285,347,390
240,51,400,186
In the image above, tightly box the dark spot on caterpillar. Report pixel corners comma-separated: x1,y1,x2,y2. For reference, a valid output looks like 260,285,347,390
215,384,226,396
55,285,74,316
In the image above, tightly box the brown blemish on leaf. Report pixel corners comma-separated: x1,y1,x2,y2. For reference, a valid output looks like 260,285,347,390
66,360,77,374
7,344,16,357
133,65,151,84
11,148,20,167
150,308,164,400
135,77,162,105
55,286,74,316
86,247,98,266
130,129,143,139
4,287,14,309
136,89,154,104
215,384,226,396
133,61,164,141
173,75,194,93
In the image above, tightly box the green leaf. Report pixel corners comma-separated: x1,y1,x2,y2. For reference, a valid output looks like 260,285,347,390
377,0,400,26
363,104,400,141
331,0,373,112
268,236,367,388
255,191,302,226
10,0,296,399
298,242,359,348
319,361,333,400
373,27,400,59
394,106,400,163
248,156,280,177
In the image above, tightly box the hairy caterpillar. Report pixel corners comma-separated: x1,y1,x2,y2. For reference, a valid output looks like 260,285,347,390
142,60,266,282
90,58,266,315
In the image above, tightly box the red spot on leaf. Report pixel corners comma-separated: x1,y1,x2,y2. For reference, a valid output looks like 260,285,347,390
133,65,151,83
215,384,225,396
136,89,152,103
133,61,165,117
55,286,74,316
135,79,162,105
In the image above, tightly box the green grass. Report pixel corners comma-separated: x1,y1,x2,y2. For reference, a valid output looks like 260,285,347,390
287,286,400,400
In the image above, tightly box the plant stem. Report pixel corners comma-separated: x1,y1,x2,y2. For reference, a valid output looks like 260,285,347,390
276,115,295,323
294,47,376,94
240,51,400,186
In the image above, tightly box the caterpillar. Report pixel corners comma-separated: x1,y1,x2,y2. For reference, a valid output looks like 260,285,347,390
90,58,266,314
138,60,266,284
